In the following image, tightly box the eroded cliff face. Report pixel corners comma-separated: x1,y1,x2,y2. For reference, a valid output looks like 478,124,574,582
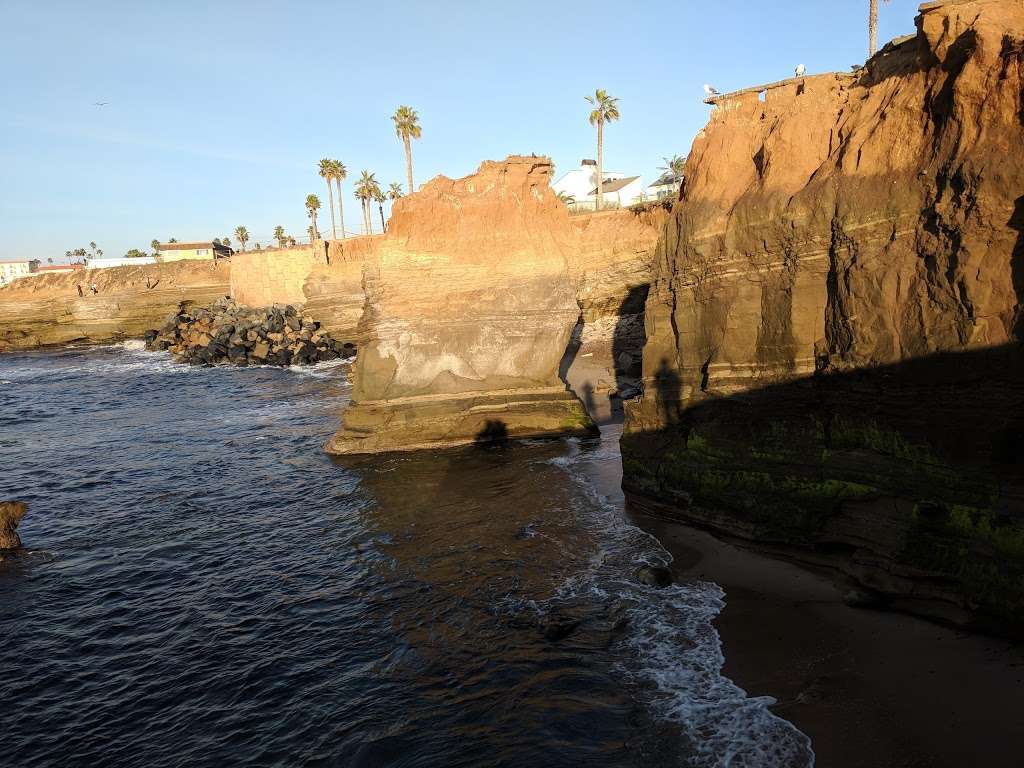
0,260,231,351
327,156,593,453
623,0,1024,633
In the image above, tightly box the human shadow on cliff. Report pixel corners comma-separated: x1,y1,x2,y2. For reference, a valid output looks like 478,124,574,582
623,342,1024,513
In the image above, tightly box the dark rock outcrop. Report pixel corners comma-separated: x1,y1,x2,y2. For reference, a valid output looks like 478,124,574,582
622,0,1024,635
145,298,350,366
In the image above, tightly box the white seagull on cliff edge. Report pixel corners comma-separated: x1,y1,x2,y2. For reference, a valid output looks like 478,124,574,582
795,63,806,77
703,84,720,97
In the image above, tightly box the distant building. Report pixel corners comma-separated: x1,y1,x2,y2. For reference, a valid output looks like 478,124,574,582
552,159,646,211
155,241,232,263
86,256,158,269
0,259,41,286
35,264,85,275
645,171,683,201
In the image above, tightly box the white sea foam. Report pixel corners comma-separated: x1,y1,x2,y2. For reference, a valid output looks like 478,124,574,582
544,432,815,768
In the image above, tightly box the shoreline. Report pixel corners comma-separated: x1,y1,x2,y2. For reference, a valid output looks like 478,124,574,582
630,510,1024,767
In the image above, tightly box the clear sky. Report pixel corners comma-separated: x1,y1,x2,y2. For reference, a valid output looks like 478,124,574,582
1,0,922,261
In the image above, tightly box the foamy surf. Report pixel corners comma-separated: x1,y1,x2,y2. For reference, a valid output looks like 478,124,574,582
543,429,815,768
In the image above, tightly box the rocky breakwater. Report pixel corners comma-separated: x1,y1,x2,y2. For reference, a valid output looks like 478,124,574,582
145,298,352,366
0,260,231,352
622,0,1024,635
327,156,597,454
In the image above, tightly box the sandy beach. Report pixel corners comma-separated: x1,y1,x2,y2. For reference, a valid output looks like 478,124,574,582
631,510,1024,768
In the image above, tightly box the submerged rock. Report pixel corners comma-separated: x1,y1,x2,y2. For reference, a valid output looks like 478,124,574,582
0,501,27,550
144,298,350,367
540,613,582,642
635,565,673,588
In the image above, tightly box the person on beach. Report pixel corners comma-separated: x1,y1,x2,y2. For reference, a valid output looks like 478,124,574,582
90,283,98,294
77,284,83,297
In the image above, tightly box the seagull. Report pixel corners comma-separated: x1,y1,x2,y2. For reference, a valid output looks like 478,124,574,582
795,63,806,77
93,101,108,107
703,84,720,97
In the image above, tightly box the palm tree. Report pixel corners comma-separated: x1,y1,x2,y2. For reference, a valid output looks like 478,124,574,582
659,155,686,184
151,239,160,254
47,257,54,265
869,0,892,57
556,191,576,206
585,89,621,211
318,158,338,240
307,225,316,241
392,105,421,197
388,182,403,202
273,225,287,248
223,236,231,249
168,237,178,243
373,188,387,233
331,159,348,239
89,241,98,257
305,194,321,239
234,226,249,251
354,171,380,234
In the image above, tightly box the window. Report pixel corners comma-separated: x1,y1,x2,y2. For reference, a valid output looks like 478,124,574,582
196,249,208,255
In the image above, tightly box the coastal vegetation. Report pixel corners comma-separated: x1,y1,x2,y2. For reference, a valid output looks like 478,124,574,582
585,89,620,211
392,105,421,197
304,195,321,239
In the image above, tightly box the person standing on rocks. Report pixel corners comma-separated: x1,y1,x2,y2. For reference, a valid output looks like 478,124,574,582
90,283,98,294
77,284,84,297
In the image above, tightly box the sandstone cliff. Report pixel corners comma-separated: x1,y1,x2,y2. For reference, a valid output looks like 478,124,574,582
623,0,1024,633
0,260,231,351
327,156,596,453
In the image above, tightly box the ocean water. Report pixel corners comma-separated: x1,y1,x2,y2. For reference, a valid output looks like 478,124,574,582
0,344,813,767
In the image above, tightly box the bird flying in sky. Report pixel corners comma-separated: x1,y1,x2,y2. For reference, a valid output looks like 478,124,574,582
93,101,108,107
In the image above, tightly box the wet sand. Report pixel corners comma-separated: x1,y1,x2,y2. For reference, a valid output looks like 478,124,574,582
633,512,1024,768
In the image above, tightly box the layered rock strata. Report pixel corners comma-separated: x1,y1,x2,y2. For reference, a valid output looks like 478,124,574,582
622,0,1024,633
0,260,231,351
328,156,604,454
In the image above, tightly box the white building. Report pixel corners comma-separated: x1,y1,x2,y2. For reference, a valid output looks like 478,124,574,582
645,171,683,201
552,159,645,211
85,256,158,269
0,259,40,286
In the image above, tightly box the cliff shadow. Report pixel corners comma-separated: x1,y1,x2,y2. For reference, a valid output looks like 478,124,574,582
605,283,651,424
627,343,1023,492
622,343,1024,637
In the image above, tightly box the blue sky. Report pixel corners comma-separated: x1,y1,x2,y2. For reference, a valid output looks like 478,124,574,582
1,0,922,261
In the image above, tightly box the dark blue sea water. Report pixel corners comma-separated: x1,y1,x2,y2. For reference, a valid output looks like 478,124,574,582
0,343,812,767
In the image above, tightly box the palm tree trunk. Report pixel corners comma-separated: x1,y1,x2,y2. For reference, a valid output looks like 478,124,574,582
404,136,414,196
325,180,337,240
362,199,370,235
596,120,604,212
378,203,386,232
311,212,318,239
869,0,878,56
335,179,346,238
